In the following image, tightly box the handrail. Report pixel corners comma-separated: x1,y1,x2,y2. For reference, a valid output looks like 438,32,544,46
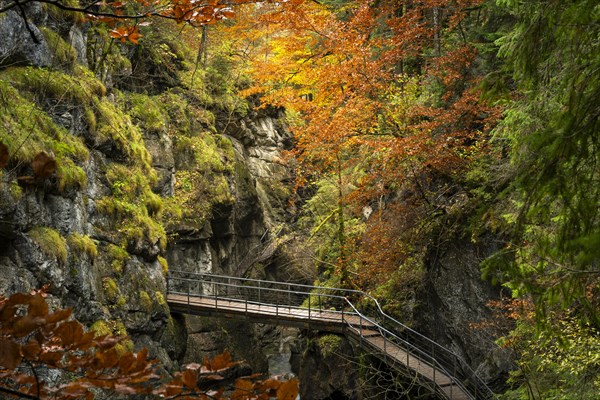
166,271,496,400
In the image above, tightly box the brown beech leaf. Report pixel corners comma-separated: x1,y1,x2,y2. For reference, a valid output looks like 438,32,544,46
32,152,57,179
28,293,49,317
181,369,197,389
22,339,42,359
277,379,298,400
206,350,233,371
46,308,72,324
0,339,22,369
13,315,45,337
232,379,254,400
0,142,9,168
118,352,136,373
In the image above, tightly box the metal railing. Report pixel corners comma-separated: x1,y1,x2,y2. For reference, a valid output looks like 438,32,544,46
167,271,496,400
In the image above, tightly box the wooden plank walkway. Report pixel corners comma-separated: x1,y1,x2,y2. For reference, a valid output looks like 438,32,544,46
167,293,472,400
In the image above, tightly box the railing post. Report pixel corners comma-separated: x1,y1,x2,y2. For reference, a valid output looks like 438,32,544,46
258,280,261,304
214,282,217,309
287,284,291,307
308,295,311,320
359,314,363,346
384,336,387,363
187,279,190,306
318,294,322,313
432,342,436,385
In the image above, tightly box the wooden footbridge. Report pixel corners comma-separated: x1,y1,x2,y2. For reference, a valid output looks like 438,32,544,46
166,271,496,400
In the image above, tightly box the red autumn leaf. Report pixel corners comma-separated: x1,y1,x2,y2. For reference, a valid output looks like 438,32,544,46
55,320,84,346
39,350,64,364
204,374,225,381
114,383,140,395
118,352,136,373
205,350,233,371
232,379,254,400
277,379,299,400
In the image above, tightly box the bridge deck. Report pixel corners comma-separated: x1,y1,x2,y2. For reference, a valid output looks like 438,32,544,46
167,293,471,400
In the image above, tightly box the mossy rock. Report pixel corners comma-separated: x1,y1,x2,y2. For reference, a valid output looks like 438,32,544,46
67,233,98,260
96,163,166,255
39,27,77,70
27,226,68,265
105,243,129,275
0,78,90,192
102,277,124,305
139,290,153,312
157,256,168,276
316,334,343,358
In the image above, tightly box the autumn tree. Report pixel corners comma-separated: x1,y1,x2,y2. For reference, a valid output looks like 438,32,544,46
231,0,498,288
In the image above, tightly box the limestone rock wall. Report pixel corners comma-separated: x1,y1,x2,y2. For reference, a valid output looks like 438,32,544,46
0,4,294,374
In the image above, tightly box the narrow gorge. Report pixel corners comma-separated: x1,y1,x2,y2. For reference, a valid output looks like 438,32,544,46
0,3,506,398
2,1,597,400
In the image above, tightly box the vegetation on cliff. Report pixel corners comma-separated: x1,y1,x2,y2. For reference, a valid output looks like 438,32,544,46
0,0,598,399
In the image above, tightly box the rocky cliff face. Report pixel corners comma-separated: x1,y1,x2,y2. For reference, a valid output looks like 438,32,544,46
0,3,293,373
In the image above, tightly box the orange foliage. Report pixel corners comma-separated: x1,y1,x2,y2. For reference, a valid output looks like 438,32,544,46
235,0,498,179
0,288,298,400
226,0,500,287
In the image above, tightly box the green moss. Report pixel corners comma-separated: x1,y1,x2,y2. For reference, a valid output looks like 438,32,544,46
67,233,98,259
124,92,168,133
106,243,129,275
46,0,85,24
139,290,153,312
0,72,91,192
90,320,112,337
28,227,68,264
95,99,155,176
0,86,83,158
0,66,105,108
102,277,122,304
155,291,166,306
317,335,343,358
97,164,166,252
39,27,77,69
157,256,168,276
90,319,133,354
